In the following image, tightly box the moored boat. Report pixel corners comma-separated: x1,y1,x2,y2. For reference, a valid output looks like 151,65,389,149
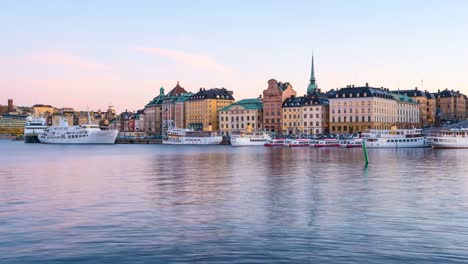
264,138,287,147
310,139,340,148
362,128,427,148
163,128,222,145
24,116,48,143
230,131,271,146
288,138,311,147
427,128,468,149
38,116,118,144
340,139,363,148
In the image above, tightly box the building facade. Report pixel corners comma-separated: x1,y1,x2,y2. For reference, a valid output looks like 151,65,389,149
185,88,235,131
218,98,263,135
392,88,436,127
144,87,165,135
434,89,467,122
329,84,421,134
282,91,329,135
161,82,189,132
262,79,296,133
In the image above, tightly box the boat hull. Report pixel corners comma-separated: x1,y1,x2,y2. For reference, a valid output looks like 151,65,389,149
24,135,41,144
163,136,222,145
231,138,268,146
39,130,118,144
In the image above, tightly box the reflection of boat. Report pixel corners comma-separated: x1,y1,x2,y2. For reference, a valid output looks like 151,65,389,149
288,139,311,147
362,128,427,148
427,128,468,149
310,139,340,148
39,116,118,144
163,128,222,145
24,116,48,143
230,132,271,146
339,139,362,148
264,138,287,147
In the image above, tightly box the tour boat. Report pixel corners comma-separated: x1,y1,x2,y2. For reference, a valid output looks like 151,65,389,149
264,138,287,147
361,128,427,148
163,128,222,145
38,116,118,144
288,138,311,147
339,139,363,148
24,116,48,143
230,132,271,146
427,128,468,149
310,139,340,148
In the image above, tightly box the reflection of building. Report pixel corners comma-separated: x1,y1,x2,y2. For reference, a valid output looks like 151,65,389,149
282,91,329,135
185,88,235,131
392,88,436,126
218,97,263,135
144,87,165,135
262,79,296,133
434,89,467,122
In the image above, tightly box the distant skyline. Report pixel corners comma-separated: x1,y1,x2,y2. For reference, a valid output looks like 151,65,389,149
1,0,468,112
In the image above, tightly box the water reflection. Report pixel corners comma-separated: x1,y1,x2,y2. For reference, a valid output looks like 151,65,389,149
1,141,468,263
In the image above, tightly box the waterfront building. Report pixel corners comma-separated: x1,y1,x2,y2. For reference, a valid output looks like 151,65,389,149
392,88,436,126
32,104,56,117
391,93,420,128
218,97,263,135
161,82,189,132
134,109,145,132
282,90,329,135
144,87,165,135
434,89,467,122
329,83,408,134
185,88,235,131
0,114,27,135
262,79,296,133
174,93,193,129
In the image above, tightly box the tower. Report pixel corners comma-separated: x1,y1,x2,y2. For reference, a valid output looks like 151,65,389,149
307,54,318,95
7,99,13,112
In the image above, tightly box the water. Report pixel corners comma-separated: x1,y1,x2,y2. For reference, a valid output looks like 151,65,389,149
1,140,468,263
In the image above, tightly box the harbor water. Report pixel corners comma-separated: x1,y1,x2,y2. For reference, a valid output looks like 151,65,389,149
1,140,468,263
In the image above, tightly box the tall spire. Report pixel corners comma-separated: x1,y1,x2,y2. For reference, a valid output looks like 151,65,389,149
307,52,318,95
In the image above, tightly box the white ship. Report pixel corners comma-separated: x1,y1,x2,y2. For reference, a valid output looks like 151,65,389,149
163,128,222,145
362,128,427,148
230,131,271,146
38,115,118,144
24,116,48,143
427,128,468,149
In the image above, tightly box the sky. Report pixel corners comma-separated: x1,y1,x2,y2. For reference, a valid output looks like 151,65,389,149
1,0,468,112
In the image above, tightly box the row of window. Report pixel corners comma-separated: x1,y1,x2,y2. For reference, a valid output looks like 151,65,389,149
284,121,322,127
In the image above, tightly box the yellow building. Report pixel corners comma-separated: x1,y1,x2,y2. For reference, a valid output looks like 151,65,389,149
185,88,235,131
0,115,26,135
435,89,467,122
393,88,436,126
32,104,56,116
218,98,263,135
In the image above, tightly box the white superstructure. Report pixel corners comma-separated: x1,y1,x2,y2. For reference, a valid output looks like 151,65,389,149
427,128,468,149
362,128,427,148
24,116,48,143
38,116,118,144
163,128,223,145
230,132,271,146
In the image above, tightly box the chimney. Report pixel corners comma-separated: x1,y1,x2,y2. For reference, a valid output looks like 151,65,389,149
438,89,440,93
365,82,369,88
415,87,418,90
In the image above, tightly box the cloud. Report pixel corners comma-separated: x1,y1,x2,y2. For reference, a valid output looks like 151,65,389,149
1,52,108,70
130,45,232,74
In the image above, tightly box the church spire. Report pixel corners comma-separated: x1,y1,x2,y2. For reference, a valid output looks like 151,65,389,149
307,52,318,95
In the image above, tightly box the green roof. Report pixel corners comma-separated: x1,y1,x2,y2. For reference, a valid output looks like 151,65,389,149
391,93,417,103
219,98,263,111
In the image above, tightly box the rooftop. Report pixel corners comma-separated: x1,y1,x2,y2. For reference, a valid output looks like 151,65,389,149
219,98,263,111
